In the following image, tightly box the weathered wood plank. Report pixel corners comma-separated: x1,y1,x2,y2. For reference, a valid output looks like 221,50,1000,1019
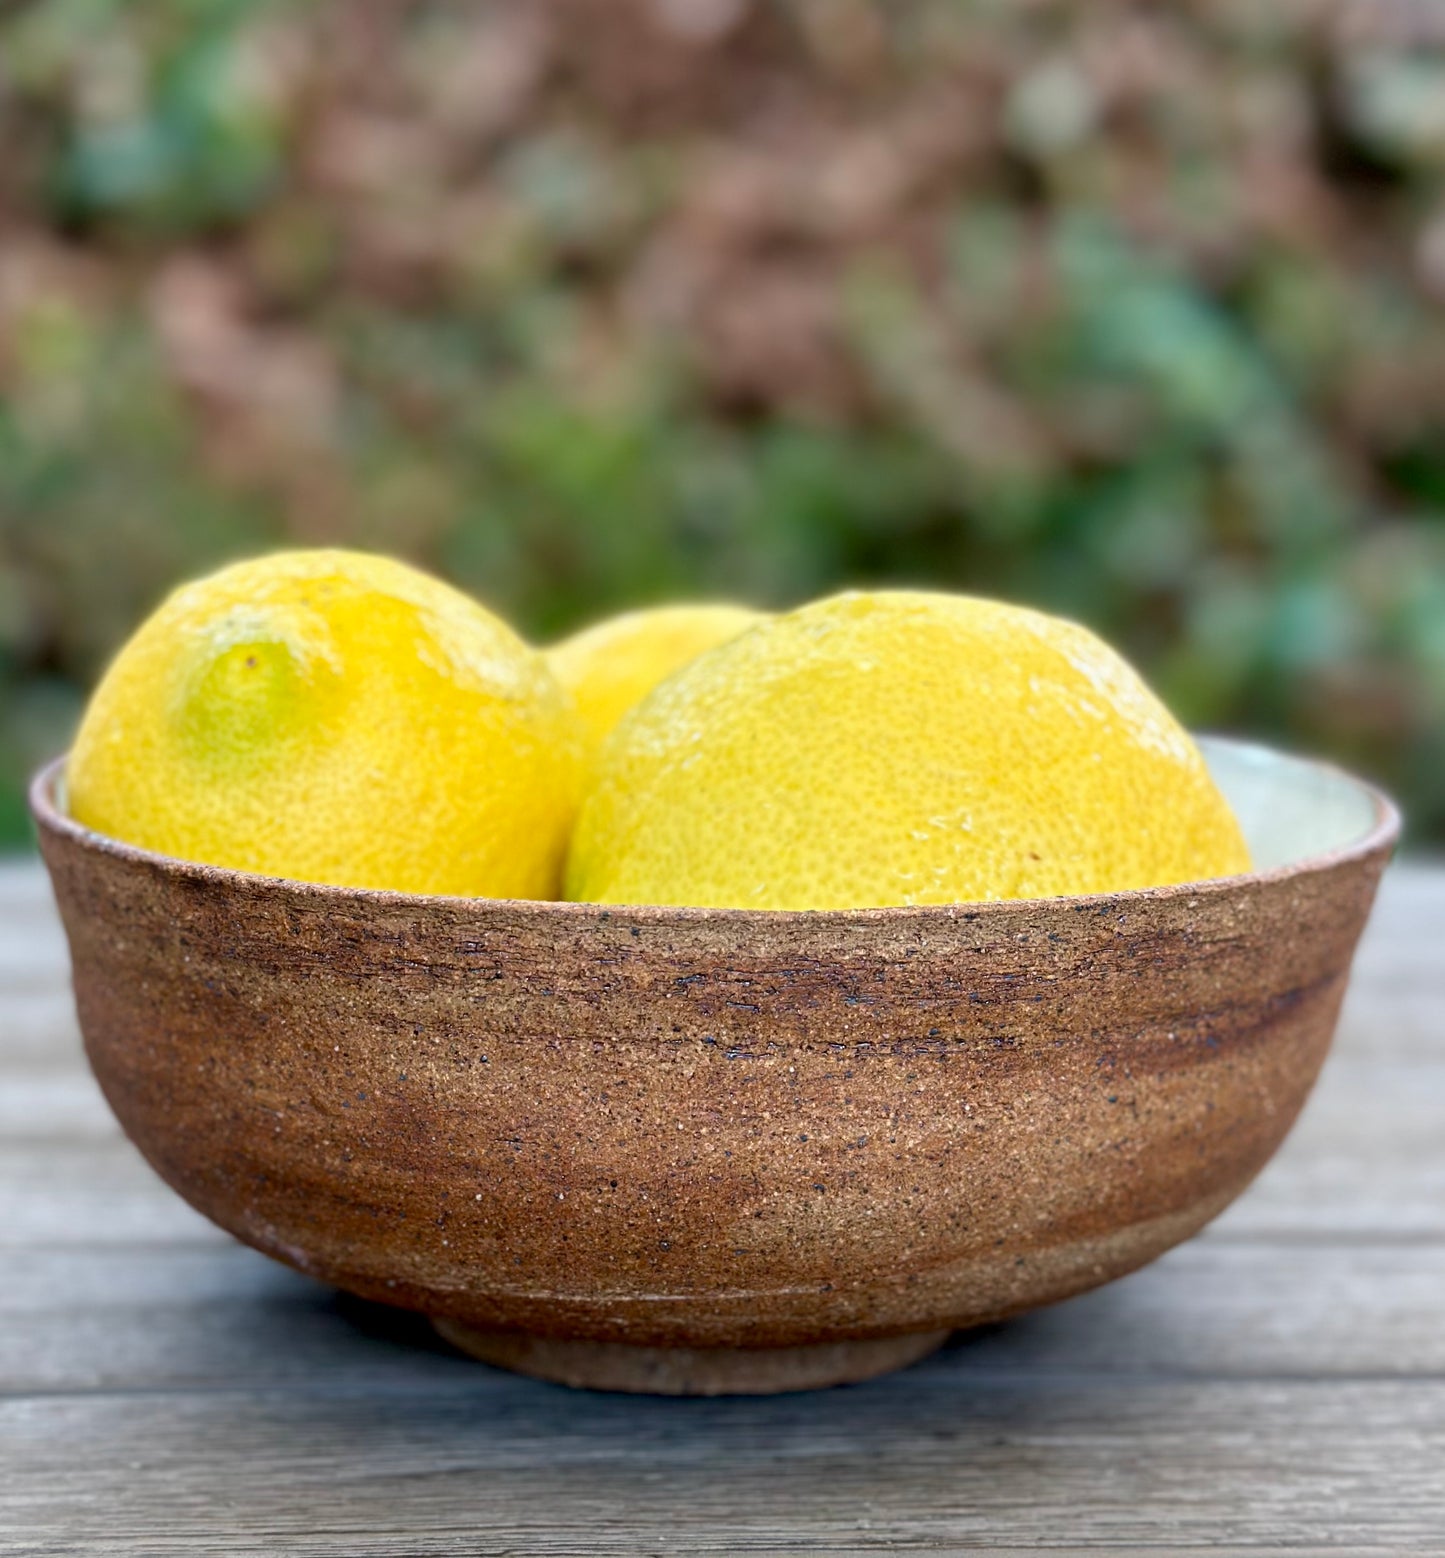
0,1142,224,1248
0,863,69,978
3,1237,1445,1396
0,990,83,1069
0,858,60,913
1207,1062,1445,1239
3,1378,1444,1554
0,1069,113,1139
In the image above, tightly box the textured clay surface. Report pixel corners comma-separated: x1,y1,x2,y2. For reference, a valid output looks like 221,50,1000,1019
432,1319,950,1394
32,757,1396,1390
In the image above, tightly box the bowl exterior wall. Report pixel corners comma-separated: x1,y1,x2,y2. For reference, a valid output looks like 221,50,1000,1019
36,812,1390,1348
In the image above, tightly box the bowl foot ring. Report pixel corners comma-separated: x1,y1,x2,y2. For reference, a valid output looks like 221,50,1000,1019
431,1318,951,1395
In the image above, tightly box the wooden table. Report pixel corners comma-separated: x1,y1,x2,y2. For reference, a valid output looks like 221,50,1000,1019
2,857,1442,1556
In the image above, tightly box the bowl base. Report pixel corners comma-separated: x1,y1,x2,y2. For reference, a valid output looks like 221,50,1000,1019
431,1319,951,1395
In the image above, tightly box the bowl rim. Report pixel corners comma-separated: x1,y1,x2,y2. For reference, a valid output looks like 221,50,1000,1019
28,738,1401,926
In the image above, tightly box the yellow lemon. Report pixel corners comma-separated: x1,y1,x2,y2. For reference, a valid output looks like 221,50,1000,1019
67,549,581,897
546,603,764,762
566,590,1249,910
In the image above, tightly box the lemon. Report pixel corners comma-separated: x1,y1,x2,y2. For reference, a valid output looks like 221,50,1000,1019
546,603,764,762
566,589,1250,910
67,549,581,897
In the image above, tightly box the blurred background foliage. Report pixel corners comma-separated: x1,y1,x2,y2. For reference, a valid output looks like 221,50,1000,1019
1,0,1444,844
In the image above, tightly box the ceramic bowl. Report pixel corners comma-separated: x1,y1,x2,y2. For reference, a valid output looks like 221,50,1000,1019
32,737,1397,1394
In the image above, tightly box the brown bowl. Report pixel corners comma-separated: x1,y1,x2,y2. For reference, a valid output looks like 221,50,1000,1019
32,738,1397,1395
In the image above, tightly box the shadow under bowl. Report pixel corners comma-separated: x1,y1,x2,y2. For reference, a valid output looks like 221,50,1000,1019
31,737,1398,1394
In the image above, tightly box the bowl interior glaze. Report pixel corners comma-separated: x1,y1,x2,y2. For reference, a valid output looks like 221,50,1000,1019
1198,736,1381,870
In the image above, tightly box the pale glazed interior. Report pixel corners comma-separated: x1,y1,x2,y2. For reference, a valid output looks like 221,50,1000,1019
1201,736,1383,871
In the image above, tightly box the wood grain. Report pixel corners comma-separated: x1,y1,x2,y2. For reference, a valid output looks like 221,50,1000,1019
5,1381,1445,1554
2,858,1443,1554
3,1238,1445,1395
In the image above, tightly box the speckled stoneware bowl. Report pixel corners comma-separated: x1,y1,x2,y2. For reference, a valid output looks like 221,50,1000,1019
32,737,1397,1395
